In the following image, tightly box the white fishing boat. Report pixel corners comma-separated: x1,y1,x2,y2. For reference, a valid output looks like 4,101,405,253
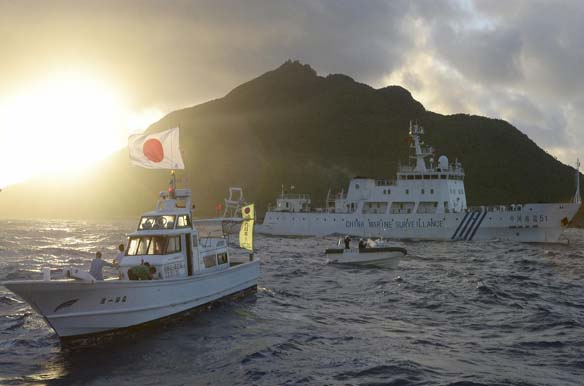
257,122,581,243
325,239,406,268
1,185,259,341
1,128,260,342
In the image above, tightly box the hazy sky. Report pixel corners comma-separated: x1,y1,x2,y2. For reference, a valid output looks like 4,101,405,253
1,0,583,186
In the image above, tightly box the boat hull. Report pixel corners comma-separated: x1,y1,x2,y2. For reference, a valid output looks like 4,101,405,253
325,247,405,268
2,261,260,338
257,203,580,242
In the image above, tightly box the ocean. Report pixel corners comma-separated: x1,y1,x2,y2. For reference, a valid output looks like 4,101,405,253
1,219,583,386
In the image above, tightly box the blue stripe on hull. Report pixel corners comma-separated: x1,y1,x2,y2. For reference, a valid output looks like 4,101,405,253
451,212,470,240
462,211,481,240
456,212,476,240
468,211,488,241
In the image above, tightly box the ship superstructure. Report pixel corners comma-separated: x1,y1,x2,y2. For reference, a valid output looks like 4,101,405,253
257,122,581,242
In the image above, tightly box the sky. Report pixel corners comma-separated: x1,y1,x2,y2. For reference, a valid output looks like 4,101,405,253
1,0,583,187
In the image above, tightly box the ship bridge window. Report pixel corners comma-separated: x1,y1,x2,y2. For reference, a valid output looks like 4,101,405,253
415,175,422,180
217,253,228,265
126,235,182,256
138,215,176,230
176,215,192,229
203,254,217,268
362,201,388,214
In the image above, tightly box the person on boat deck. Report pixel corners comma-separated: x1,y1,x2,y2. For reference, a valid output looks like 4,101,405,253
344,235,351,249
89,251,114,281
113,244,125,266
358,239,366,249
128,263,156,280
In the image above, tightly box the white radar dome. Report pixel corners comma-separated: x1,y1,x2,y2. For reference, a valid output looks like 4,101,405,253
438,155,449,170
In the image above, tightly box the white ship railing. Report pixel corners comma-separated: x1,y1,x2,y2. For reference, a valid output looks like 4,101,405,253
279,194,311,200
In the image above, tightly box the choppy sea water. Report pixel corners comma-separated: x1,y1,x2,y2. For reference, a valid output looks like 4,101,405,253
1,219,584,386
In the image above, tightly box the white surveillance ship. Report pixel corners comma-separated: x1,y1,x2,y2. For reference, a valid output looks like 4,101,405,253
257,122,581,242
2,184,259,341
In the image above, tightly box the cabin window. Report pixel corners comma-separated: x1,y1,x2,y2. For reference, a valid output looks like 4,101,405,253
387,189,391,195
192,235,198,247
355,184,360,189
177,215,192,229
217,253,228,265
440,175,447,179
415,175,422,180
421,189,425,194
203,255,217,268
405,189,409,194
166,236,181,254
126,236,181,256
138,215,176,230
430,189,434,194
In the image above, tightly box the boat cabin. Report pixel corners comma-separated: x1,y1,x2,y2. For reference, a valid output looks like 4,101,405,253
118,188,234,280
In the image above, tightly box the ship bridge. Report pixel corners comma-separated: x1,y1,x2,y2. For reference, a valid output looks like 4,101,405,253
332,122,467,215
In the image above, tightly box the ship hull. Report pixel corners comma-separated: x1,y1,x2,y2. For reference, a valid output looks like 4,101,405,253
257,203,580,242
2,260,260,338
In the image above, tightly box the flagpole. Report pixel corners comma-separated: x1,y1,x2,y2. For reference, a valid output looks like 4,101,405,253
170,170,176,199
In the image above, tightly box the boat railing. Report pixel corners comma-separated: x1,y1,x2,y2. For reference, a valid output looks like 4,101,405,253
397,165,465,175
279,193,311,200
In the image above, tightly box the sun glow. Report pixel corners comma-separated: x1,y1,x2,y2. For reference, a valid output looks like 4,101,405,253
0,73,163,188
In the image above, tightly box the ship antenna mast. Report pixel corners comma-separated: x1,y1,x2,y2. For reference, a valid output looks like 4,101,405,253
574,158,581,204
409,121,432,172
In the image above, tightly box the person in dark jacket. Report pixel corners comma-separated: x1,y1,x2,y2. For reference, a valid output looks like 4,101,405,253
344,235,351,249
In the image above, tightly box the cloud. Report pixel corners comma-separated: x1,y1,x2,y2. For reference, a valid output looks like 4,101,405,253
0,0,583,165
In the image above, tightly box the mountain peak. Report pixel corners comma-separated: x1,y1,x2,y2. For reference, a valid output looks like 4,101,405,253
274,60,317,77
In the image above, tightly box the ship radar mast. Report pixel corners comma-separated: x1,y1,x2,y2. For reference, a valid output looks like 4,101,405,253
409,121,434,172
574,158,581,204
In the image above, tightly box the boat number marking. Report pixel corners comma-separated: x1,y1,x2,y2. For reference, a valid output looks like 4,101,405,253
99,296,127,305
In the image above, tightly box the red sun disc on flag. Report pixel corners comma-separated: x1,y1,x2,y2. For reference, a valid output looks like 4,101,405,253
143,139,164,162
244,207,251,214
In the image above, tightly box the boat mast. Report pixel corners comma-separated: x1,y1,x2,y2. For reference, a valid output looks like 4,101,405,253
408,121,433,172
169,170,177,199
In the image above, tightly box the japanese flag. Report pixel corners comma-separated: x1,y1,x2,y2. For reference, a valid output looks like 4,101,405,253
128,127,185,169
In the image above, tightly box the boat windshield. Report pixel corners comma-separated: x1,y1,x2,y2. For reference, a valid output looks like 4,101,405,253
138,215,176,230
126,235,182,256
